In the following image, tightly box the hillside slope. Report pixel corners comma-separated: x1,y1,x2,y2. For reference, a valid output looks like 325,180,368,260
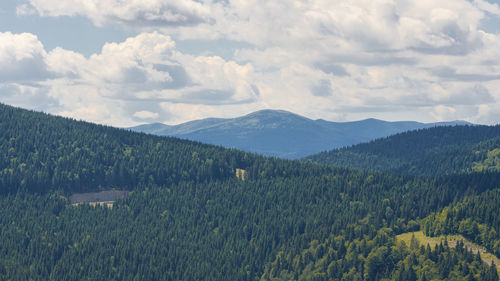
262,189,500,281
305,125,500,175
0,103,260,194
130,109,469,158
0,103,498,281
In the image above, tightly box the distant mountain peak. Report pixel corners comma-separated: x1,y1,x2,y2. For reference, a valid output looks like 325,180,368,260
129,110,476,159
241,109,308,120
248,109,295,115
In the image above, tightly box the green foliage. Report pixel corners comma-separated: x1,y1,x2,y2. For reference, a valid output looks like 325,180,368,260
262,221,497,281
473,148,500,172
305,126,500,175
0,103,259,194
0,103,499,280
424,189,500,257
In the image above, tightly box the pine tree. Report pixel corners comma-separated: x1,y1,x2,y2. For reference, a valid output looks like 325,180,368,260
410,233,419,250
487,261,498,281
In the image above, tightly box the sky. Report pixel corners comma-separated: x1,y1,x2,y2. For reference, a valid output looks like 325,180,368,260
1,0,500,126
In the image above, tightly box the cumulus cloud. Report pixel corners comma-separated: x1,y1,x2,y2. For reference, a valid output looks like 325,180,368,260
133,110,160,120
212,0,499,124
23,0,485,55
474,0,500,16
22,0,213,27
0,83,60,112
81,33,177,90
0,32,54,82
0,31,260,126
3,0,500,125
167,0,482,56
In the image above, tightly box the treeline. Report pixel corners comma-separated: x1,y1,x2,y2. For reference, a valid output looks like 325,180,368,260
424,189,500,256
262,227,498,281
0,103,259,194
0,103,364,195
305,126,500,175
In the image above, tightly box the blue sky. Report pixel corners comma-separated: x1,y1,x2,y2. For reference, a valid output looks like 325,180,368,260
1,0,500,126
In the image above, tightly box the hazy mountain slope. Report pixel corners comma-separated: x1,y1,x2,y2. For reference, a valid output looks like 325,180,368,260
130,109,470,158
305,125,500,175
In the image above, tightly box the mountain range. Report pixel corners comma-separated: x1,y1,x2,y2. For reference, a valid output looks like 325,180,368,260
130,109,471,158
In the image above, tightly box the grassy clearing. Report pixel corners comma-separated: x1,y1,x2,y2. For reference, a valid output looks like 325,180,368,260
397,231,500,274
236,168,247,181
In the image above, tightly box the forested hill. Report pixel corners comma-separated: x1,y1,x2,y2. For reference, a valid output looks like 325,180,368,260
0,103,498,280
305,125,500,175
423,188,500,257
261,187,500,281
0,102,261,194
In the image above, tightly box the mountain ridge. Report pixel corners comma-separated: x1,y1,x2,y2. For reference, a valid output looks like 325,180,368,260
130,109,472,158
305,124,500,175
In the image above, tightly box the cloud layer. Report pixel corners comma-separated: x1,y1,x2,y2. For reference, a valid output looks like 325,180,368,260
0,31,258,125
23,0,213,27
2,0,500,125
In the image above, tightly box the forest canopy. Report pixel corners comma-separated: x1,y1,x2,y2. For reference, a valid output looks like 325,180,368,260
0,103,498,280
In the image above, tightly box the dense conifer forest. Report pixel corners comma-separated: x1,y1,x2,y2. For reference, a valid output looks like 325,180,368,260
0,103,498,280
423,189,500,257
305,126,500,175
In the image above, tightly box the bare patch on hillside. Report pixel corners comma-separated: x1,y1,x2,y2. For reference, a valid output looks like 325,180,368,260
70,190,129,208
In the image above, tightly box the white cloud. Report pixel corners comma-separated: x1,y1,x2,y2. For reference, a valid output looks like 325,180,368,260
0,32,53,82
3,0,500,125
158,0,482,56
474,0,500,16
133,110,159,120
0,83,59,112
0,31,260,126
16,4,36,16
22,0,213,27
81,32,176,88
